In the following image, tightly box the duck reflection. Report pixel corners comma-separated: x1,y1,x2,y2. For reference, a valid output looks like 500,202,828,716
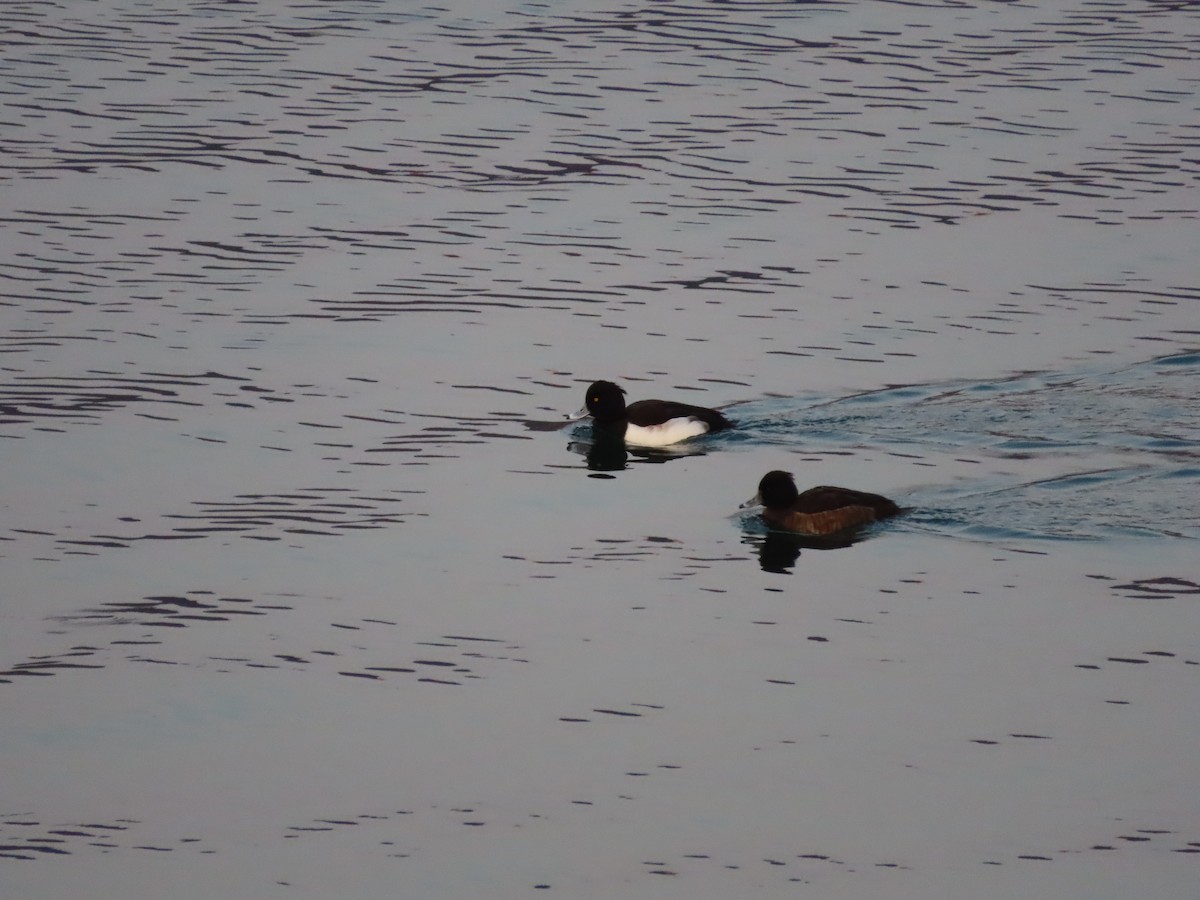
567,436,707,472
741,527,866,573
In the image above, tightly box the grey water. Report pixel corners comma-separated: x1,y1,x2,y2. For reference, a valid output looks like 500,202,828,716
2,1,1199,898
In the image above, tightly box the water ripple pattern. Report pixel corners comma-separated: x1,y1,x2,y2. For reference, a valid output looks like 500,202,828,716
2,2,1200,897
3,0,1198,233
3,1,1197,339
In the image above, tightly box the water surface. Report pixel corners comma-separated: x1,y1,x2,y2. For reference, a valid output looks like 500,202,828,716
2,1,1199,897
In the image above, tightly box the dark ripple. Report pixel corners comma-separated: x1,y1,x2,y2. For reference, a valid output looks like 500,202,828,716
2,588,524,694
0,364,329,439
1109,575,1200,600
89,487,419,547
60,592,277,629
0,370,225,425
0,816,144,860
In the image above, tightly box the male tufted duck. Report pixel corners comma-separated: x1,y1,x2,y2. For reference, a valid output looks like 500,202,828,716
580,380,733,447
744,470,900,536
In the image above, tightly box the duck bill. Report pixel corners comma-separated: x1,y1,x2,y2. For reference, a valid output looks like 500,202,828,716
565,406,591,421
739,492,763,510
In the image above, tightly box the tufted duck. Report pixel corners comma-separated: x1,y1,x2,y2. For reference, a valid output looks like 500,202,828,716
580,380,733,447
744,470,900,536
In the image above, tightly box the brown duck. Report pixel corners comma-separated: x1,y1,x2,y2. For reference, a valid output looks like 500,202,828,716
745,470,900,536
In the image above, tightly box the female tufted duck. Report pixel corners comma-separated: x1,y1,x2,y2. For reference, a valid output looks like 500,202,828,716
745,470,900,536
581,380,733,447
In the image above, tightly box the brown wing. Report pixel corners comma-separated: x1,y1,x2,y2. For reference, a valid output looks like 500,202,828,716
792,486,900,518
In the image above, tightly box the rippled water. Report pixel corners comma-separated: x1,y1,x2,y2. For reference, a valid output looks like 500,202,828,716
2,1,1199,897
721,350,1200,542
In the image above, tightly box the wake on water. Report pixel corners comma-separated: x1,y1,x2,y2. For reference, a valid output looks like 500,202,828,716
719,352,1200,544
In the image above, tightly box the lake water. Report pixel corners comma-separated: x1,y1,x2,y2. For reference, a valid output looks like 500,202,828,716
2,1,1198,897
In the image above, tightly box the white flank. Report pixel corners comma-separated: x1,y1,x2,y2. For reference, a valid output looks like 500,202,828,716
623,417,708,447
